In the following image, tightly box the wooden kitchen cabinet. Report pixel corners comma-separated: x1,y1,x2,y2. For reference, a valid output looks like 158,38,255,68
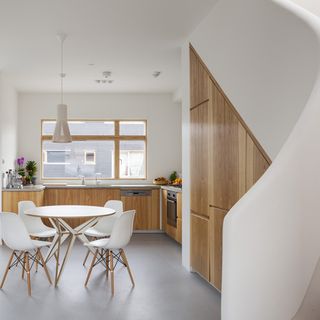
209,207,227,291
2,190,44,213
190,48,209,108
209,83,247,210
44,188,120,206
246,134,269,191
44,188,121,227
190,45,271,290
121,189,160,230
162,189,167,231
191,213,209,281
190,101,209,218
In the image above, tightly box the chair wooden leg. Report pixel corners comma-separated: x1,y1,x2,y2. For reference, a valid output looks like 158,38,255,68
25,252,31,296
35,250,39,273
38,249,52,285
34,238,39,272
83,249,90,267
110,250,114,295
22,253,26,279
106,249,109,279
120,249,135,287
84,249,98,287
0,251,15,289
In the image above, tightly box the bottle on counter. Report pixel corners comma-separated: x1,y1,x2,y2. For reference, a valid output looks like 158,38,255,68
6,170,13,189
1,172,6,189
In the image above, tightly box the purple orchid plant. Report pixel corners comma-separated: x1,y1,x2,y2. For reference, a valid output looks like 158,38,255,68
16,157,26,177
17,157,24,167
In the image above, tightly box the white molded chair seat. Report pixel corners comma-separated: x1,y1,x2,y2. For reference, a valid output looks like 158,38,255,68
0,212,52,295
84,210,135,295
18,201,56,239
82,200,123,266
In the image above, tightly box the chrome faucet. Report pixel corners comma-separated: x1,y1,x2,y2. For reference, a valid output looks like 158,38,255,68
79,175,85,185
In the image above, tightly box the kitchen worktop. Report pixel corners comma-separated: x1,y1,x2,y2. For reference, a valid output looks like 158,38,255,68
2,185,46,192
2,184,161,192
43,184,161,189
161,185,182,193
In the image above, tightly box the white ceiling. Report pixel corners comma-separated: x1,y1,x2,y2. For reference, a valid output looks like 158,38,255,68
0,0,217,93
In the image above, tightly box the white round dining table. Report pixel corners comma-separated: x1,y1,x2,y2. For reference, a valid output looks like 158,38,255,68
25,205,115,286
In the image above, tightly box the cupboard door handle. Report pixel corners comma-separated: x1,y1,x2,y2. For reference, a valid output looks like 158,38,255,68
209,204,214,208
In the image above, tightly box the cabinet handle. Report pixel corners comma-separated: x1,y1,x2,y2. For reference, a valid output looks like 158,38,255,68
209,204,214,208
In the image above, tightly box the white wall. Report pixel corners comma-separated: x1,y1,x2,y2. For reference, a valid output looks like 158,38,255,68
291,0,320,17
0,73,18,173
17,92,181,183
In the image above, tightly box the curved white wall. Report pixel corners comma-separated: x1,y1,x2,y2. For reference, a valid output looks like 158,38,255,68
291,0,320,17
218,1,320,319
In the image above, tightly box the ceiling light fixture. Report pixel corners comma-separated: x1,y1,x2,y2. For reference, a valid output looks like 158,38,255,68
102,71,112,78
52,33,72,143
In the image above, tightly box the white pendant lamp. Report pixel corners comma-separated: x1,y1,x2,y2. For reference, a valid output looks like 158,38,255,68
52,33,72,143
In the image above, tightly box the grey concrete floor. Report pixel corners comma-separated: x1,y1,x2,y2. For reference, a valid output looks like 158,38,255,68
0,234,221,320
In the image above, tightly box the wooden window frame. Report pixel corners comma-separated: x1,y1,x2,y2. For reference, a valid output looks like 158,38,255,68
41,119,147,180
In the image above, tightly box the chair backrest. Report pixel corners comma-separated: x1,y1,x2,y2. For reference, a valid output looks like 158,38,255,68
107,210,135,249
1,212,34,251
94,200,124,231
18,201,47,234
104,200,123,216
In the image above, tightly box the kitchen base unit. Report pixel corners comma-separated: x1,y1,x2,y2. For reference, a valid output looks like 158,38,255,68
1,185,161,231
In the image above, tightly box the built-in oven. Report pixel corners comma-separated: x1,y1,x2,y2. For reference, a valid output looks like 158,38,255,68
167,191,177,228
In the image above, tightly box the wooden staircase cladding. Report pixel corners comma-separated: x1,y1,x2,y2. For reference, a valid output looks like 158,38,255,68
190,44,271,291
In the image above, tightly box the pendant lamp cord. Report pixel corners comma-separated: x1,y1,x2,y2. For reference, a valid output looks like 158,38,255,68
60,35,65,105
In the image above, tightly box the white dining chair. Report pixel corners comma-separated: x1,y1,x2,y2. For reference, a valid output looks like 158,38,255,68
0,212,52,296
18,201,56,239
83,200,123,266
84,210,135,295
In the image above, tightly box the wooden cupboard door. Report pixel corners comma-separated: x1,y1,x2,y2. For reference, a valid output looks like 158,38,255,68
209,207,227,291
191,213,210,280
44,188,121,227
209,82,246,210
190,48,209,108
2,191,44,213
161,189,167,232
150,189,160,230
121,195,150,230
190,102,209,217
246,134,270,190
121,190,160,230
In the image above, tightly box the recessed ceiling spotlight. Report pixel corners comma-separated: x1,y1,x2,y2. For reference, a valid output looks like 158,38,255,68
94,79,114,84
102,71,112,78
88,63,95,66
153,71,161,78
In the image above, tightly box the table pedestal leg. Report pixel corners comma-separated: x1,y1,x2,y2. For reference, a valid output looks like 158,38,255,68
47,217,99,286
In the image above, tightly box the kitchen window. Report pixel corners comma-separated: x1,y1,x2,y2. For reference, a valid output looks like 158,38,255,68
41,120,147,179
